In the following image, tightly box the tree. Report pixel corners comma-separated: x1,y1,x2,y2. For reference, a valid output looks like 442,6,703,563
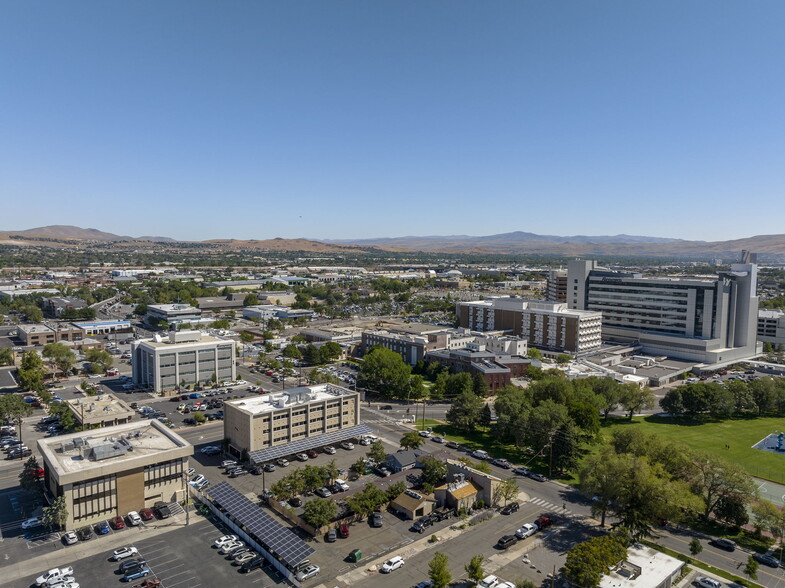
42,495,68,530
400,431,425,450
421,456,448,487
527,347,541,360
386,481,407,502
0,347,14,366
479,403,493,427
243,293,260,306
472,373,489,397
445,388,483,432
618,384,656,420
428,552,451,588
714,494,749,528
85,348,114,373
689,538,703,556
752,501,785,553
301,498,337,528
19,456,43,495
563,535,628,588
445,372,474,399
579,448,629,527
42,342,75,379
593,377,622,420
367,440,387,464
239,332,254,344
192,411,206,424
465,554,485,583
282,344,302,360
744,555,759,580
351,457,368,476
496,478,520,506
17,350,46,392
689,451,757,520
321,341,342,362
347,483,388,518
358,347,412,399
407,374,427,402
556,353,572,365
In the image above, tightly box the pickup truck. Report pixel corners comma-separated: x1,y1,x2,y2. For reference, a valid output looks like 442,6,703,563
535,514,554,529
431,508,453,522
35,566,75,587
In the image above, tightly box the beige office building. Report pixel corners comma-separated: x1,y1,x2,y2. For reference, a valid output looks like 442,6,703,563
66,394,135,429
224,384,360,456
38,420,192,530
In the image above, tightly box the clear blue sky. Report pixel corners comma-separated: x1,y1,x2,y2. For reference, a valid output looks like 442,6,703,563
2,1,784,242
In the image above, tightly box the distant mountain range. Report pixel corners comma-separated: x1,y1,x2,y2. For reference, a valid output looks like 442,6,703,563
0,225,175,243
2,225,785,258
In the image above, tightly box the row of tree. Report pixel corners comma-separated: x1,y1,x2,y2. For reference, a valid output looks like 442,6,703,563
661,378,785,418
579,427,757,538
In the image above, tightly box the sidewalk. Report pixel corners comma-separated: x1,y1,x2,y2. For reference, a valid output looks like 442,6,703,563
0,511,203,587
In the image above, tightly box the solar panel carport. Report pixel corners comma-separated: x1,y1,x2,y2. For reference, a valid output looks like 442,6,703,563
248,423,372,465
207,482,314,570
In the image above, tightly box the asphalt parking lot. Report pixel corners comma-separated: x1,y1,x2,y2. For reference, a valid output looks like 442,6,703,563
13,518,284,588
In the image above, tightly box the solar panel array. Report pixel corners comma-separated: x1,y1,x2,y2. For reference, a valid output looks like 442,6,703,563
207,482,314,568
248,423,372,465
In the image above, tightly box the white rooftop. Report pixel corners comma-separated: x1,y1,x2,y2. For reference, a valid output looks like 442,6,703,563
599,543,683,588
226,384,356,415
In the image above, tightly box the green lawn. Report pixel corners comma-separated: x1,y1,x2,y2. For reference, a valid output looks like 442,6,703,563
600,415,785,484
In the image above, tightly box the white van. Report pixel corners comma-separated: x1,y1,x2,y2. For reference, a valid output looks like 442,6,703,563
471,450,489,460
334,478,349,491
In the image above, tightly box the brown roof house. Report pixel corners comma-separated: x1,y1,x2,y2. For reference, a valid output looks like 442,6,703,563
435,459,501,510
389,489,436,520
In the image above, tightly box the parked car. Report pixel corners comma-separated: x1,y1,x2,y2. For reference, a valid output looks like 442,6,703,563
289,497,303,507
190,474,207,486
229,468,248,478
418,430,431,438
709,538,736,551
263,463,276,472
512,466,530,476
412,516,434,533
127,511,142,526
380,556,405,573
491,457,512,469
112,546,140,561
234,551,257,565
315,486,333,498
296,564,321,581
323,446,336,454
119,559,147,574
445,440,460,449
695,578,722,588
21,517,43,530
35,567,74,587
515,523,538,539
334,478,350,491
325,529,337,542
341,441,354,450
200,445,220,455
62,531,78,545
339,524,350,538
371,511,383,527
432,436,445,443
123,566,151,582
153,501,171,519
306,449,319,458
213,534,238,547
496,534,518,549
752,552,779,567
276,458,290,467
111,515,126,529
240,555,265,573
139,508,154,521
501,502,519,515
295,452,309,462
77,525,94,541
220,460,238,470
477,575,500,588
528,472,547,482
95,521,110,535
471,450,489,460
219,540,244,554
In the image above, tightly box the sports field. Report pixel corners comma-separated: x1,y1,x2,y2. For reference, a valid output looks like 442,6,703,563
601,415,785,484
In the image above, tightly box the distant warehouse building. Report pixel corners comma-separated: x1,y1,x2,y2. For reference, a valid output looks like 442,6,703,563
132,329,236,394
37,420,192,530
456,297,602,355
223,384,360,459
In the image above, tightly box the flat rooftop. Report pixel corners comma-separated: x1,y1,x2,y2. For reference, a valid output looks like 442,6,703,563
138,333,227,348
600,543,682,588
67,393,135,421
226,384,357,416
38,420,192,482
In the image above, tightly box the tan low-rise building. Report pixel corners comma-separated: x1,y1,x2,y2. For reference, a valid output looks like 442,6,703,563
224,384,359,456
66,393,135,429
38,420,192,530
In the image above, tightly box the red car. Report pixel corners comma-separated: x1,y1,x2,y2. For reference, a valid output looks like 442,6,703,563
339,524,350,538
33,468,44,479
139,508,154,521
111,516,126,529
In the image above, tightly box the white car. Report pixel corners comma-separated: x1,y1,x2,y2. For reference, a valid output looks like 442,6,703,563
220,540,245,554
380,555,405,573
497,583,515,588
62,531,78,545
126,511,142,526
296,564,320,581
189,474,207,487
477,575,500,588
323,446,336,455
111,546,139,560
35,566,74,587
341,441,354,450
515,523,538,539
48,581,79,588
21,517,43,530
696,578,722,588
296,453,309,461
213,534,238,547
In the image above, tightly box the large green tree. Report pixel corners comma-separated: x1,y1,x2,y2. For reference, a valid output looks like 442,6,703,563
563,535,628,588
42,495,68,530
688,451,757,520
19,456,43,495
17,350,46,392
367,440,387,464
301,498,337,528
400,431,426,450
428,552,451,588
42,342,75,379
358,346,412,399
618,384,656,420
421,456,448,487
445,388,484,432
465,555,485,583
85,348,114,373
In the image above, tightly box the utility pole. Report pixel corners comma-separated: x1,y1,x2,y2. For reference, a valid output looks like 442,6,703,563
548,431,554,478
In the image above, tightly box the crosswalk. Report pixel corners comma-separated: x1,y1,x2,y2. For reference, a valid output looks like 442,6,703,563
527,496,574,516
